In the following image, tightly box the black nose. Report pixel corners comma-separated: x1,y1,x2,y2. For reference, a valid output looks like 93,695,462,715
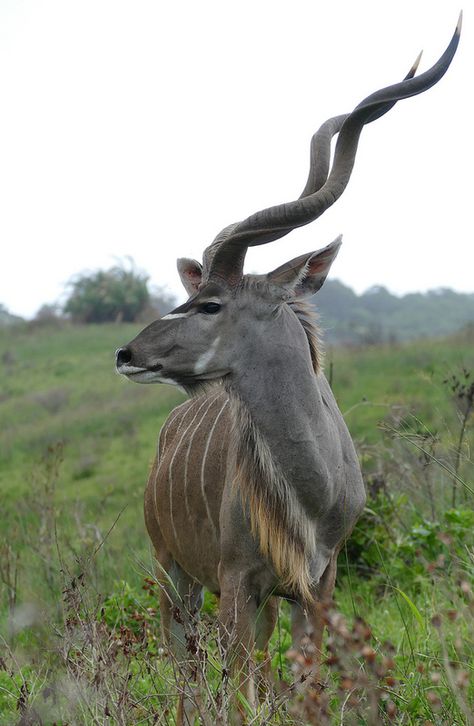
116,347,133,367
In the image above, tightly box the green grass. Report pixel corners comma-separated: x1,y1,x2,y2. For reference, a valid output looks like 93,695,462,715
1,323,186,600
327,334,474,442
0,322,473,723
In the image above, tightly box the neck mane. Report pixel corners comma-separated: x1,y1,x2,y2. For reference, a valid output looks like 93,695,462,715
287,299,322,373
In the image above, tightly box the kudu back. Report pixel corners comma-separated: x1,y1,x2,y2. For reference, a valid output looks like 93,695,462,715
117,16,461,703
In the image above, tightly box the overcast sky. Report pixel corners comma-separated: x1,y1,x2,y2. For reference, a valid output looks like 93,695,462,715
0,1,471,318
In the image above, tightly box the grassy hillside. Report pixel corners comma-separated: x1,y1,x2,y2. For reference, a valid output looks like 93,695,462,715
2,323,470,544
0,322,473,723
329,337,473,439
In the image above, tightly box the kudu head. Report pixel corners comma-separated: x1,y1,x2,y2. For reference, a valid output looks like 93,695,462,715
116,17,461,390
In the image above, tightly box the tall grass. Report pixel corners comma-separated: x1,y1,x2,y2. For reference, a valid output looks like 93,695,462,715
0,323,473,723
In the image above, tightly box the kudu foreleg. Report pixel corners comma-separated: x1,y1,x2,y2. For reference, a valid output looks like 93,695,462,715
255,596,279,695
219,574,260,718
156,557,204,655
155,550,206,725
290,552,338,695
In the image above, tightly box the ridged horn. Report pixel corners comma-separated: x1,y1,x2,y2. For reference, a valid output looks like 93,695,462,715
205,15,460,287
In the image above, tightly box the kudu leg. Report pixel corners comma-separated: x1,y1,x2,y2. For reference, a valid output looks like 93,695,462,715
156,558,204,655
219,574,260,716
255,597,279,694
290,552,338,684
155,550,205,726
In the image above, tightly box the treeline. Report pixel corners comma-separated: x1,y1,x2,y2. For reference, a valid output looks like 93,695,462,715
1,264,473,345
0,263,177,328
314,281,474,345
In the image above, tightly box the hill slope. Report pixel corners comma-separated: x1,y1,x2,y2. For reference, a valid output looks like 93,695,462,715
312,281,474,344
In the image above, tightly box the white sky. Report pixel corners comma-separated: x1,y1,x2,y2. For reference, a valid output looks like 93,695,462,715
0,0,471,318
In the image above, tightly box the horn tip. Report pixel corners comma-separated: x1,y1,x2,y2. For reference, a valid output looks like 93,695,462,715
456,10,463,35
410,50,423,75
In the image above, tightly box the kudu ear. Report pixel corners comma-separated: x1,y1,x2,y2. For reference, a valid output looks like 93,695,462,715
266,236,342,297
177,258,203,296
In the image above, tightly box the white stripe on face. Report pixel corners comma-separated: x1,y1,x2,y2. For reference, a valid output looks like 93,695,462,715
194,337,221,375
161,312,191,320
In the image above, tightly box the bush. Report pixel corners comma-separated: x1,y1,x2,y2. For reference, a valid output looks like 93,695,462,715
345,482,474,591
64,262,150,323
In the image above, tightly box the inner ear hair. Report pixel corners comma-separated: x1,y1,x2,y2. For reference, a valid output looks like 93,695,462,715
177,258,203,296
266,235,342,296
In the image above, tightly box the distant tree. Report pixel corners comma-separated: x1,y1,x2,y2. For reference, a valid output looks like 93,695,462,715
313,279,358,319
360,286,399,315
33,303,64,326
64,262,150,323
0,303,23,327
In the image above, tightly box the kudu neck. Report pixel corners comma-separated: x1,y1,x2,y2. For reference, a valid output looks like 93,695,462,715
226,305,330,512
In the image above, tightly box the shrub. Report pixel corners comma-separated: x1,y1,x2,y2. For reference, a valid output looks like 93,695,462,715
345,483,474,591
64,262,150,323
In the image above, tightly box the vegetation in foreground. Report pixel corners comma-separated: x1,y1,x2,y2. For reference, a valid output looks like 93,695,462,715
0,322,473,723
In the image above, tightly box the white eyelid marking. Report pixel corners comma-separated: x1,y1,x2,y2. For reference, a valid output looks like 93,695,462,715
194,336,221,375
162,312,191,320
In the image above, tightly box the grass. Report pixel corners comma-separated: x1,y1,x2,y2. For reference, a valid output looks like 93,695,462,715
1,322,185,602
0,321,473,723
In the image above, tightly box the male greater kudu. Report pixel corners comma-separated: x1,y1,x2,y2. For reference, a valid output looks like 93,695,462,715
116,16,460,708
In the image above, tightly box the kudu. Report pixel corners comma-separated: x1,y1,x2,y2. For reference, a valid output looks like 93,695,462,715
116,16,460,709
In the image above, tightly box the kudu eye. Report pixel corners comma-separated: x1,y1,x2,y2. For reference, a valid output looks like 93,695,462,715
199,301,222,315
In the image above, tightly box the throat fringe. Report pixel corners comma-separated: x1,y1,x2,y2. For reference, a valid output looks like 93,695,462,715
229,394,316,602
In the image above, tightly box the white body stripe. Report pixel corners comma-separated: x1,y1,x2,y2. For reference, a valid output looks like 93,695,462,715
200,397,229,538
166,392,221,548
160,399,190,451
153,398,198,529
175,396,200,437
182,393,222,522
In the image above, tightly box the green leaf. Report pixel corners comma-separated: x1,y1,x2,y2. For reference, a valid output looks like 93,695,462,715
394,587,424,627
